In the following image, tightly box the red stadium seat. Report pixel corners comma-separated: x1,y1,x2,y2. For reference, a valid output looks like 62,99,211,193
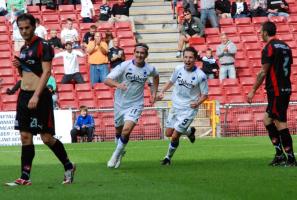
0,51,11,59
188,37,205,45
237,68,253,77
287,16,297,24
234,17,251,26
119,38,136,48
77,91,94,100
241,35,258,43
0,35,10,44
115,22,132,31
204,28,220,37
278,34,294,41
207,79,220,87
98,99,114,108
244,42,262,51
42,15,60,24
227,95,245,103
228,36,240,44
58,5,75,13
96,90,113,100
27,6,40,15
0,26,8,35
117,31,134,39
221,27,237,36
60,14,77,23
206,36,220,45
222,78,239,87
78,99,97,108
75,83,92,92
252,17,268,25
0,68,14,77
235,51,245,60
208,95,226,104
0,16,6,25
57,84,74,92
208,87,223,96
59,101,78,109
238,26,255,35
269,16,287,24
247,50,261,60
41,5,57,14
240,77,256,86
98,22,113,31
219,18,234,27
93,83,111,91
225,86,242,96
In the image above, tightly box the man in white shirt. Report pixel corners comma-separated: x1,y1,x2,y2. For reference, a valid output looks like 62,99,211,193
61,18,79,48
34,18,47,39
80,0,95,23
158,47,208,165
0,0,7,16
54,42,85,84
104,43,159,169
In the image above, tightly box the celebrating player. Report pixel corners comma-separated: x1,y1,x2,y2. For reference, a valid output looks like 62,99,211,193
104,43,159,168
158,47,208,165
247,21,296,166
5,14,75,186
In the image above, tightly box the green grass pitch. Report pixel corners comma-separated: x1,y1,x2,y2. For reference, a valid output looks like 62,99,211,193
1,136,297,200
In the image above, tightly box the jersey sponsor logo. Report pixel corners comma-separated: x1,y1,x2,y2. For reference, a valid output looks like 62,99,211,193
125,72,147,83
177,75,194,89
273,43,290,50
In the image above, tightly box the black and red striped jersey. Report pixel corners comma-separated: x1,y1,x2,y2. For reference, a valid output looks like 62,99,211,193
261,38,292,96
19,36,54,77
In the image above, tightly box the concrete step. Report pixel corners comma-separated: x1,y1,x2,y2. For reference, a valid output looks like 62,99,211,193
150,63,182,72
132,1,171,7
138,37,178,44
135,18,176,25
148,51,177,59
137,32,179,41
135,23,178,30
146,42,177,49
132,14,173,22
149,47,177,53
130,8,172,15
192,118,211,127
147,57,182,63
137,29,178,34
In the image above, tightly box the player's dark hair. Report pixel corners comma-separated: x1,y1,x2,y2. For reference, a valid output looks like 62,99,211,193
183,47,198,59
66,18,73,22
135,43,149,55
262,21,277,36
183,9,191,15
17,13,36,28
206,48,212,52
79,105,88,112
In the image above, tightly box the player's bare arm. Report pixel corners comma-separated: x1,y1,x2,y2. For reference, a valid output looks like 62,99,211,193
27,61,51,109
150,74,160,104
247,63,270,103
104,78,127,91
190,94,208,109
157,81,174,100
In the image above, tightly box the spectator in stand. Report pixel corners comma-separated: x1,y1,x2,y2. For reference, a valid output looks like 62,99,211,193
80,0,95,23
6,0,26,17
70,105,95,143
105,31,114,49
215,0,231,18
34,18,47,39
267,0,289,18
109,0,136,33
0,0,7,16
87,32,109,86
48,29,63,50
216,33,237,80
47,75,58,109
198,48,219,79
176,9,204,58
61,18,80,48
54,41,85,84
250,0,267,17
183,0,199,17
231,0,250,18
108,38,125,69
82,24,96,49
199,0,219,28
98,0,112,22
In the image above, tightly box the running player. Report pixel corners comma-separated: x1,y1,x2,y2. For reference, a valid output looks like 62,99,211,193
5,14,75,186
247,21,296,166
158,47,208,165
104,43,159,168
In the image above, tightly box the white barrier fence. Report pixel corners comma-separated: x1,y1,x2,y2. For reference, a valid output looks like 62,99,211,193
0,110,73,146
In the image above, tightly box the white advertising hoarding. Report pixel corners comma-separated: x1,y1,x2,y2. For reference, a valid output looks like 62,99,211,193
0,110,72,146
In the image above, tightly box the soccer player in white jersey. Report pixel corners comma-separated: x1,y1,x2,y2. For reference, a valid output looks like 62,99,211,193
158,47,208,165
104,43,160,168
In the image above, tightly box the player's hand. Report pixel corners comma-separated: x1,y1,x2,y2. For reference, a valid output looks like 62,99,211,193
157,92,164,101
116,83,127,91
247,90,255,104
28,95,39,109
12,59,20,68
190,101,199,109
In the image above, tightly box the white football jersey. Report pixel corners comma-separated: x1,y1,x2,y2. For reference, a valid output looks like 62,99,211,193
107,60,159,108
170,65,208,109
